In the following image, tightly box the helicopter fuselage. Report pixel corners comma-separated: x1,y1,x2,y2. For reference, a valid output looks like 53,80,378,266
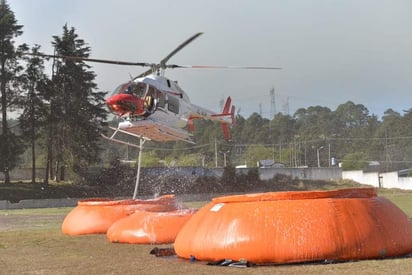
105,74,229,142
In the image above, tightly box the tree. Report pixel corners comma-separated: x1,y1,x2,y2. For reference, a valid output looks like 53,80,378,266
240,112,266,144
0,0,24,184
240,144,273,167
293,106,334,166
270,112,295,145
294,106,334,140
230,114,245,142
341,152,369,171
46,25,107,181
335,101,371,130
333,101,377,162
18,45,49,183
373,109,401,170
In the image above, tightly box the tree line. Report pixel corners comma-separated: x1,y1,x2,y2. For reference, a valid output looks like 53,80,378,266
136,104,412,173
1,1,412,185
1,1,106,184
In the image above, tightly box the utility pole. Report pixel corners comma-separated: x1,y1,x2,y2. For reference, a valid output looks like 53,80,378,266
215,138,218,168
317,146,324,168
270,87,276,119
282,96,290,115
328,144,331,167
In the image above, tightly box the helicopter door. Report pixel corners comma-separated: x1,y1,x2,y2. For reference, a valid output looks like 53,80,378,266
157,90,166,109
167,95,179,114
142,85,158,117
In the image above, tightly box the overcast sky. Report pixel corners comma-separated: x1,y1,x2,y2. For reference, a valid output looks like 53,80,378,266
9,0,412,119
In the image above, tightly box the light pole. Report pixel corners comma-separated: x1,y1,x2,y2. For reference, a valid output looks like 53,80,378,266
328,143,331,167
219,150,230,167
317,146,324,168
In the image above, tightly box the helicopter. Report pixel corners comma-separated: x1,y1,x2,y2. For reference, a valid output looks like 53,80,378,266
28,32,280,198
30,32,280,145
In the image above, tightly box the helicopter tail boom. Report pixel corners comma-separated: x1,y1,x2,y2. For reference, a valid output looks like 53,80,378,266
188,97,235,141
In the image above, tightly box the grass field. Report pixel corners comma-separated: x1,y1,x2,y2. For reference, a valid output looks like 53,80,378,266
1,191,412,274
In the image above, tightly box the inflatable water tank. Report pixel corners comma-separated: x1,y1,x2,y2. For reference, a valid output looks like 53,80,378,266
107,208,197,244
62,194,181,235
174,188,412,264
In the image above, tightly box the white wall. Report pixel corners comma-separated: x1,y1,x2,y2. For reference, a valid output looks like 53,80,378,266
397,177,412,190
343,170,412,190
380,172,399,189
342,170,379,187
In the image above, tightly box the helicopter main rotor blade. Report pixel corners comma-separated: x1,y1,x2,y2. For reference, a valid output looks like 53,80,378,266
23,53,151,67
132,63,281,81
70,57,150,66
24,32,281,81
167,64,282,70
159,32,203,69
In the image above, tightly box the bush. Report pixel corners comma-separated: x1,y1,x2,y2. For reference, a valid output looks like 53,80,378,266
342,152,369,171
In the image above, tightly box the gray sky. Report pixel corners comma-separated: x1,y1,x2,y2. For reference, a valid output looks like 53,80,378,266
9,0,412,119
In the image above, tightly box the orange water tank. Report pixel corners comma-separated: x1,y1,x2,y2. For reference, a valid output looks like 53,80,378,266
107,208,197,244
174,188,412,264
62,194,181,235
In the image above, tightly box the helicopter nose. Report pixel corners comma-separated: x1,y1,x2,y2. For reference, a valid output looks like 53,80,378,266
106,94,144,116
106,96,125,114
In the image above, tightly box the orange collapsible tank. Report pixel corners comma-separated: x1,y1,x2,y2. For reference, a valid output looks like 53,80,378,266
62,194,181,235
174,188,412,264
107,208,197,244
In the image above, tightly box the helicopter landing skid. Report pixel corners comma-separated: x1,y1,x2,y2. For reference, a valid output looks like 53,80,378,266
116,120,195,144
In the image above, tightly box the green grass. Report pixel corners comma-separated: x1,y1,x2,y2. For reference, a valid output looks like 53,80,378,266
0,193,411,274
378,189,412,217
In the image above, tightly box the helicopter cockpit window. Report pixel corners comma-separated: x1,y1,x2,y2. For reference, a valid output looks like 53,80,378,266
109,83,128,97
124,82,148,98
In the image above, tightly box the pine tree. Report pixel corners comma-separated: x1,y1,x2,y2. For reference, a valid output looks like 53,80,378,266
0,0,24,184
46,25,107,181
18,44,49,183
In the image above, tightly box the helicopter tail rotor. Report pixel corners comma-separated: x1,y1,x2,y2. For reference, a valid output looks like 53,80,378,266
220,100,236,141
211,96,236,141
